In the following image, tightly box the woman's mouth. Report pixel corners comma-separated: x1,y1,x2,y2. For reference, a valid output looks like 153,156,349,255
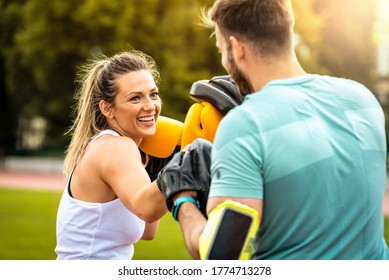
137,116,156,127
138,116,154,122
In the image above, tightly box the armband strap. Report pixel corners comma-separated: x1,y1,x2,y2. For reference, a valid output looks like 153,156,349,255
172,196,200,221
199,200,259,260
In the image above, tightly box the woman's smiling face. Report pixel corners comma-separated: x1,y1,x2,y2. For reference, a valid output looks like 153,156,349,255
106,69,161,145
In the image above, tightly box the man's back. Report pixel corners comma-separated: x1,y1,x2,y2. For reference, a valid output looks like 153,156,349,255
210,74,389,259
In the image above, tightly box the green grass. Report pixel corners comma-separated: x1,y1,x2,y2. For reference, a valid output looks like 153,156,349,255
133,215,191,260
0,187,190,260
0,188,61,259
0,186,388,260
386,216,389,246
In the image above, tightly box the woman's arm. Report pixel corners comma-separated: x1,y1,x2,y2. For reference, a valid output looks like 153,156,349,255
141,220,161,240
99,136,168,223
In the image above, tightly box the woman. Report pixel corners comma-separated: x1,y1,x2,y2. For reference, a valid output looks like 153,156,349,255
55,50,168,260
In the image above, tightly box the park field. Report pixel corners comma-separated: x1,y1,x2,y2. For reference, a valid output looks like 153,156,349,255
0,187,190,260
0,187,388,260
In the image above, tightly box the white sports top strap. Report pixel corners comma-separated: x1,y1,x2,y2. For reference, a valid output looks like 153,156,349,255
91,129,120,142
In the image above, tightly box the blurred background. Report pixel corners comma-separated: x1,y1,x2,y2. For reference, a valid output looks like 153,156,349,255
0,0,388,159
0,0,389,260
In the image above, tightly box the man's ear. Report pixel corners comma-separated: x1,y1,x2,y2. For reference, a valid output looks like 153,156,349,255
229,36,245,63
99,100,113,119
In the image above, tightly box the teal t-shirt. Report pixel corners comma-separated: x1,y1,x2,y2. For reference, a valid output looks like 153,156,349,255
209,74,389,259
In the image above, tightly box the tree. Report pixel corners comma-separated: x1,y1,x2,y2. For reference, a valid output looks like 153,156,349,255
0,0,338,155
292,0,326,74
0,0,27,155
6,0,86,151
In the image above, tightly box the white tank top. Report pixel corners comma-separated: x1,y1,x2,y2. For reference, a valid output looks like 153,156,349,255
55,130,145,260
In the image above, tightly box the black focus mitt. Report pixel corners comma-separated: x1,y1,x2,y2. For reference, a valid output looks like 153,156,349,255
156,138,212,217
189,75,243,115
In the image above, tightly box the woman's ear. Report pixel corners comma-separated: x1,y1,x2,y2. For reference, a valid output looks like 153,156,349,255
99,100,113,119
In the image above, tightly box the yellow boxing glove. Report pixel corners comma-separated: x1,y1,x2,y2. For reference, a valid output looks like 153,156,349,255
181,102,223,148
140,115,183,158
181,75,242,148
140,116,183,181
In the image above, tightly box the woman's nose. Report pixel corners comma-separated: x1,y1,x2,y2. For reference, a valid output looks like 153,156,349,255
143,97,156,110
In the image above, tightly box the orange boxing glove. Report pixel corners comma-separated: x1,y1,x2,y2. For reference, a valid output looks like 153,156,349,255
181,102,223,148
140,116,183,181
140,115,183,158
181,75,242,148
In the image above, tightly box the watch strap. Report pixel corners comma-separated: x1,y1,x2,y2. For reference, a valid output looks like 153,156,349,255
172,196,200,221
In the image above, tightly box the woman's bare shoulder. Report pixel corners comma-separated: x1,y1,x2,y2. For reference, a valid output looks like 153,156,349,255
91,134,139,153
92,134,142,169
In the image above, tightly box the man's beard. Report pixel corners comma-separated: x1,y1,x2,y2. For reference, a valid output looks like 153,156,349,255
227,50,254,97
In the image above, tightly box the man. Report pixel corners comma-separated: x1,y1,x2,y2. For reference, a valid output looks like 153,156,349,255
160,0,389,259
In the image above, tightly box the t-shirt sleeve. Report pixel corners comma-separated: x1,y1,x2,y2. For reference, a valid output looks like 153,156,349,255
209,107,264,199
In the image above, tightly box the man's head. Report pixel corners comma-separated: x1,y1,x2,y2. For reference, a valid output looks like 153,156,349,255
202,0,295,95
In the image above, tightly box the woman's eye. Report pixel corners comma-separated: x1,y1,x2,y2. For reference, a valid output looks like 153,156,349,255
130,96,140,102
151,92,159,99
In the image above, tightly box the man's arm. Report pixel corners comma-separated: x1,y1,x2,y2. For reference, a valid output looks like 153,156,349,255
176,200,207,259
175,194,263,259
207,197,263,215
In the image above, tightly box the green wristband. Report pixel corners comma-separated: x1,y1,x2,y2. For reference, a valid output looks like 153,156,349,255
172,196,200,221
